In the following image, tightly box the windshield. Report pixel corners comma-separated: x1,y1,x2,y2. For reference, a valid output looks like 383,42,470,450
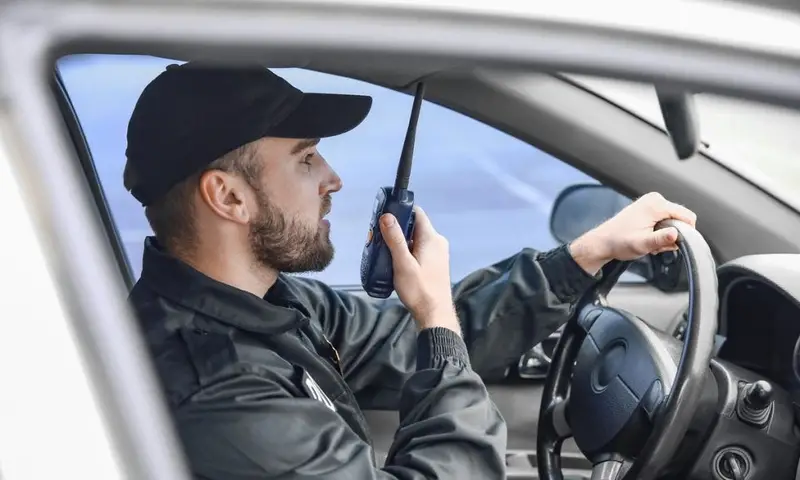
568,75,800,212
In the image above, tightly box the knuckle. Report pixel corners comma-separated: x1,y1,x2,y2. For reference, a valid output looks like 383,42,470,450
643,191,664,203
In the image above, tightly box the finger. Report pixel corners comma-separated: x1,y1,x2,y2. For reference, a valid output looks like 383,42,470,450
379,213,416,266
653,245,679,254
410,205,436,244
665,202,697,227
639,191,665,204
645,226,679,253
412,205,435,232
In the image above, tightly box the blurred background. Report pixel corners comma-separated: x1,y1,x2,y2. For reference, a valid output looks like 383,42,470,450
58,53,800,287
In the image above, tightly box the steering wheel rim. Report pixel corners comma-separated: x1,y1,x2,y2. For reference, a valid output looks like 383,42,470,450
536,219,719,480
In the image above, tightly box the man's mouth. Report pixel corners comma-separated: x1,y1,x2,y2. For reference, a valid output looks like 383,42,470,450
320,196,332,219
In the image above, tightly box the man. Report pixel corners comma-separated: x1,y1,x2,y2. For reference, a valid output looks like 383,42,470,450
124,62,696,479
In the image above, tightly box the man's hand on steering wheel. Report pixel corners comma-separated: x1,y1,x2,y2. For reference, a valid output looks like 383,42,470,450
568,192,698,275
537,192,716,480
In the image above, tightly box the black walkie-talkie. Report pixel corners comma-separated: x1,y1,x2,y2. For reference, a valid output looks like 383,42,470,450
360,82,425,298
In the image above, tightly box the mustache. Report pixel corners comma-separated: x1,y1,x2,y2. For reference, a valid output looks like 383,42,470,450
321,195,332,217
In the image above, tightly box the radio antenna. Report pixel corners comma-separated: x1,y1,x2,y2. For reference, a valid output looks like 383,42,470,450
392,82,425,197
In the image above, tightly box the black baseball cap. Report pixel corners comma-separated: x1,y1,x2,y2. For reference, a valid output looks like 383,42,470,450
124,61,373,206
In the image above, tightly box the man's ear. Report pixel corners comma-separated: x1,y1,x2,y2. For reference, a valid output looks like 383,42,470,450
197,170,252,225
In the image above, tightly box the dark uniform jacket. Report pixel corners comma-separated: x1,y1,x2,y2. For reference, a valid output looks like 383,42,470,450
129,237,598,479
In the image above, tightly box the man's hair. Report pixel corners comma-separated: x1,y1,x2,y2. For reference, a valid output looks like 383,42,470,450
124,142,261,257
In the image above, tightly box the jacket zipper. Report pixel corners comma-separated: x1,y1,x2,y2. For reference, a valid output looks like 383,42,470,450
323,335,343,376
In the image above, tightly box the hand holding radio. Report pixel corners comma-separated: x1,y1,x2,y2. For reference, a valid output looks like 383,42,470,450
379,206,461,336
360,82,426,298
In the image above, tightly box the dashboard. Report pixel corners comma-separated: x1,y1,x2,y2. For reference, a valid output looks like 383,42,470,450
669,255,800,400
715,275,800,398
664,255,800,479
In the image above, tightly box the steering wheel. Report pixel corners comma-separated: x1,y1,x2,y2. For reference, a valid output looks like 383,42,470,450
536,219,718,480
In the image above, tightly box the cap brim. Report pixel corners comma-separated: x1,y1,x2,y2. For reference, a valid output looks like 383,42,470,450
268,93,373,139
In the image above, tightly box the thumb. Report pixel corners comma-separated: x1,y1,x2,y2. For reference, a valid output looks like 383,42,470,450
645,227,679,253
379,214,416,268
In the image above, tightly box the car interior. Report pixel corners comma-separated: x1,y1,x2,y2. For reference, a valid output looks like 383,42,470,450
47,46,800,479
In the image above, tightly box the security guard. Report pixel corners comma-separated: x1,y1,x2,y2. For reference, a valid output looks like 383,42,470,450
123,62,697,479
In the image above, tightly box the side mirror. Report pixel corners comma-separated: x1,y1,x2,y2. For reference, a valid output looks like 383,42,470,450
550,184,632,243
549,184,687,292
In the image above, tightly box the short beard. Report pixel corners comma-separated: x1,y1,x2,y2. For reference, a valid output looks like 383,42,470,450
248,187,334,273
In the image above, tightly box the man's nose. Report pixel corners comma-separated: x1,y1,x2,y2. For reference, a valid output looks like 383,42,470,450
327,170,343,193
320,158,343,194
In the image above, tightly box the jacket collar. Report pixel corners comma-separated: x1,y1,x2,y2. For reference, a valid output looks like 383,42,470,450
139,236,307,335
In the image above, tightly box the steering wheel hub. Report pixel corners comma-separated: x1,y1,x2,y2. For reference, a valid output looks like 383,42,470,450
571,306,677,458
591,339,626,392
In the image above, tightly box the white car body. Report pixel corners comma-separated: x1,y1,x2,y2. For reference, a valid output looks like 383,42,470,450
2,1,800,479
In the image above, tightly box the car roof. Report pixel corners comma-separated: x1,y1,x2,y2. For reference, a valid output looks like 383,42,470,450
46,0,800,90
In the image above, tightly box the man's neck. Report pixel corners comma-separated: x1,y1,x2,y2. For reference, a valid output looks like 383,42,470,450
178,249,278,298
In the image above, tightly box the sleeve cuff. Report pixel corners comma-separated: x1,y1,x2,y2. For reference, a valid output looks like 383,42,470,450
416,326,471,371
537,244,602,304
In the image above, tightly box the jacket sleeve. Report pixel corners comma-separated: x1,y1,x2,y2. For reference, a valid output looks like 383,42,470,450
290,244,599,410
175,327,507,479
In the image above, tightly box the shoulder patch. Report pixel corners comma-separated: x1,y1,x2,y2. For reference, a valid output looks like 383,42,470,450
301,370,336,412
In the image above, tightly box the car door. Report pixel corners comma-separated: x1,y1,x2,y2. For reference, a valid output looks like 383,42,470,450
54,53,689,475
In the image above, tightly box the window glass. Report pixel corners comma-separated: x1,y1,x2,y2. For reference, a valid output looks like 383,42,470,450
59,54,641,286
569,74,800,213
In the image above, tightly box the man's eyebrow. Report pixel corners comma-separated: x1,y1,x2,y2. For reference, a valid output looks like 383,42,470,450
291,138,320,155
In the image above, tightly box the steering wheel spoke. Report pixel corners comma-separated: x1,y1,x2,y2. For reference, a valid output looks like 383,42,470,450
539,394,572,453
549,396,571,440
